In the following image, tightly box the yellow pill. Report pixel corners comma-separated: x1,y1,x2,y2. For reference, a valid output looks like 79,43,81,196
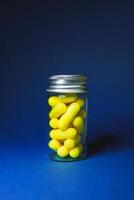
57,146,68,157
48,96,61,107
58,102,80,129
50,128,77,140
76,98,85,107
73,116,84,133
49,103,67,119
49,118,59,129
64,139,75,150
69,146,80,158
48,139,62,151
59,94,77,104
49,129,60,139
78,110,86,119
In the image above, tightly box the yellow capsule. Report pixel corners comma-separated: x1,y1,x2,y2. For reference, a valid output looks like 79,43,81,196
78,110,86,119
73,116,84,133
69,146,80,158
58,102,80,129
48,96,61,107
59,94,77,104
49,102,67,119
57,146,68,157
64,139,75,150
49,118,59,129
48,139,62,151
49,129,59,138
50,128,77,140
76,98,85,107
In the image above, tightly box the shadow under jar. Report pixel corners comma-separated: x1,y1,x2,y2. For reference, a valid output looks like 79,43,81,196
47,75,88,162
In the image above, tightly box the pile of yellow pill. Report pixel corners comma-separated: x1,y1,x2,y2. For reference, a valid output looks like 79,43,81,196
48,94,86,158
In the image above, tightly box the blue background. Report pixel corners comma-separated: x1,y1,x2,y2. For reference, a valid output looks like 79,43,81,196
0,1,134,199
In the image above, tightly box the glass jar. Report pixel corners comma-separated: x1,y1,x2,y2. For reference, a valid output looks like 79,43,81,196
47,75,88,161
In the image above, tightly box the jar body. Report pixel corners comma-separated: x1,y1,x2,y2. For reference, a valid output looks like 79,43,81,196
48,92,88,161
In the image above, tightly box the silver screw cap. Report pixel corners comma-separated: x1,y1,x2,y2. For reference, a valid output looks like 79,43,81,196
47,75,88,93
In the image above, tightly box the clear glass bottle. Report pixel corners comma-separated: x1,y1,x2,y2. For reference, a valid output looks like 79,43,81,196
47,75,88,161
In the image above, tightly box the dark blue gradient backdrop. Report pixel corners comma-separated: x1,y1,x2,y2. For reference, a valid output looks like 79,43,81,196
0,1,134,200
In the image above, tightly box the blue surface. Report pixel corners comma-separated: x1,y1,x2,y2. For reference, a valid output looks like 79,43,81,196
0,1,134,199
0,140,134,200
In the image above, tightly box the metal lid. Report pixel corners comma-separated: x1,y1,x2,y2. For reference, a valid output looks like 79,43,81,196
47,75,88,93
